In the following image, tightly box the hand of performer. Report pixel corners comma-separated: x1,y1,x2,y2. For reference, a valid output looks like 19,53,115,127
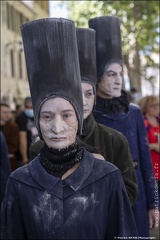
148,209,159,229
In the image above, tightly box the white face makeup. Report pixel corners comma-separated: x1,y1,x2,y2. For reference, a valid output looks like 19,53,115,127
39,98,78,149
82,82,95,119
97,63,123,99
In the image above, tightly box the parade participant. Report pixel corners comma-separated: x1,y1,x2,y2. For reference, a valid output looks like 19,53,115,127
1,18,138,239
30,27,137,206
89,16,159,237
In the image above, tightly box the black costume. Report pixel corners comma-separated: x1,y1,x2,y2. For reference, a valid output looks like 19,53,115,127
89,16,155,237
1,18,138,239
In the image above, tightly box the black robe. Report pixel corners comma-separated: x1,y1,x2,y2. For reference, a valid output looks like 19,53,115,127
1,149,138,239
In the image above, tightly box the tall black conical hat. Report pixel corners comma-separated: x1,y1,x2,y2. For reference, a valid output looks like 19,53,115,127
21,18,83,135
76,28,97,93
88,16,122,78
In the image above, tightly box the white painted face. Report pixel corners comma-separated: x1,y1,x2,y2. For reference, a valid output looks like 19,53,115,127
39,97,78,149
82,82,95,119
97,63,123,99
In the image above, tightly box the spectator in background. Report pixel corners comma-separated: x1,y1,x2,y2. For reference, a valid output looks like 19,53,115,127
15,97,38,165
138,95,160,209
0,103,19,170
15,104,23,118
0,131,11,206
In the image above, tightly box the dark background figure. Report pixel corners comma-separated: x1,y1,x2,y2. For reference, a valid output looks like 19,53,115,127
89,16,158,237
15,104,23,118
15,97,38,165
0,131,11,206
0,103,19,170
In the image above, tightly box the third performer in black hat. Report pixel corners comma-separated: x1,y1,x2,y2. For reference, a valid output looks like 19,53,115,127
89,15,159,237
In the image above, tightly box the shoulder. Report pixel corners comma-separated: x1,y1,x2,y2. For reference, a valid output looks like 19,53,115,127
83,149,119,176
10,165,30,181
9,157,39,184
129,103,141,112
129,103,144,119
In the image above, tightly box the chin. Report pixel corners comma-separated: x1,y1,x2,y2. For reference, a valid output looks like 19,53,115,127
114,92,121,97
84,113,89,119
48,141,70,150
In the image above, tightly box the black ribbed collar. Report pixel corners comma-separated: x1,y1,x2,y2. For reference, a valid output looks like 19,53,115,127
95,90,129,114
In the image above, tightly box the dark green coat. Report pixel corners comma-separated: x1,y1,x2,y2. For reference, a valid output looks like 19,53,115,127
29,114,137,205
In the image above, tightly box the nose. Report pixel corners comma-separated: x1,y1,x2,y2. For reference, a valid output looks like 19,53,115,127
82,94,87,106
51,116,64,134
115,73,122,85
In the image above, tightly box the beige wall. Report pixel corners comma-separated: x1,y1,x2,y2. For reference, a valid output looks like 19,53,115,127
1,0,49,109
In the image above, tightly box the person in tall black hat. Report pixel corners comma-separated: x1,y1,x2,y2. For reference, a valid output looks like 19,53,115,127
29,27,138,206
1,18,138,239
89,16,159,237
76,27,138,204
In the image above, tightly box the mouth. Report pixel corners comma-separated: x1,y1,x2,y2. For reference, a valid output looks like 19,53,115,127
50,137,67,141
113,88,121,90
113,89,121,92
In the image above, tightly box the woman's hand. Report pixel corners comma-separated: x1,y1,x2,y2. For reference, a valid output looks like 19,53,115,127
149,143,160,152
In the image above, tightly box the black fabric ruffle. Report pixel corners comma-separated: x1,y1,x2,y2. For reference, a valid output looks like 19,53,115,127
95,90,129,114
40,141,83,178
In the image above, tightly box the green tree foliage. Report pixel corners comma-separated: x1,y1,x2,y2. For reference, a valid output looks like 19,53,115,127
60,0,159,92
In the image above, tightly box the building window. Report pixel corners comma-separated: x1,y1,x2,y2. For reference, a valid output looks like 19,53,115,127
6,3,29,35
10,49,15,77
19,50,23,79
7,3,11,29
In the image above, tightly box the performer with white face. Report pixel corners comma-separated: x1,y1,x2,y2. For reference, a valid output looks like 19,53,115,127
82,82,95,119
1,18,138,239
40,97,78,150
77,27,137,205
97,62,123,99
89,16,159,237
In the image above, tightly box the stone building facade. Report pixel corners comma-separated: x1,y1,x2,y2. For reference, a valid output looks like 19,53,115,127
1,1,49,109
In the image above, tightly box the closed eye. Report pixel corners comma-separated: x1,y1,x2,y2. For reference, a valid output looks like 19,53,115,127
63,113,73,119
107,72,116,77
40,113,52,121
86,92,93,97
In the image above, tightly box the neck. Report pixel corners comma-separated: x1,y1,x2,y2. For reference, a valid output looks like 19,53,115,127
145,114,158,126
40,141,83,178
